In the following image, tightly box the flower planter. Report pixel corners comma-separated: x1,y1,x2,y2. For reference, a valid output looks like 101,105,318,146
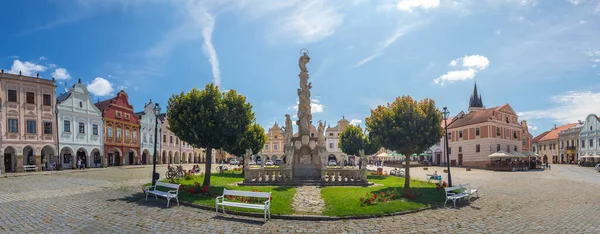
443,169,448,173
466,168,471,171
423,167,428,170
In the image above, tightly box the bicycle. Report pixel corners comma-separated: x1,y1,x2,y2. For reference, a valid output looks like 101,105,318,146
390,167,405,177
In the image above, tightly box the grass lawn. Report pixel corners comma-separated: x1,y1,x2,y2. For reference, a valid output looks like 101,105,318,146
320,174,446,217
146,170,296,215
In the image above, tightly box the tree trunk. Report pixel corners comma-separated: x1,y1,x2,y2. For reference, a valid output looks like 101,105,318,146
404,154,411,188
203,147,212,187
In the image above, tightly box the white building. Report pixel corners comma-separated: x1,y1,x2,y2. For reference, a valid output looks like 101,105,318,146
429,116,457,165
56,80,104,169
579,114,600,161
325,117,350,164
135,100,161,165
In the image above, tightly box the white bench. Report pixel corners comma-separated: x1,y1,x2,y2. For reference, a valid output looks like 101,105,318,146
426,174,442,183
23,165,38,172
444,186,468,208
144,181,181,207
216,188,271,222
458,183,479,201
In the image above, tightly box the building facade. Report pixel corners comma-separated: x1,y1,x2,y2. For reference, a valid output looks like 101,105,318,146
95,90,140,166
135,100,161,165
430,116,458,165
558,121,583,164
446,83,524,168
535,123,578,164
325,117,350,164
0,71,58,173
532,131,550,160
259,122,285,162
520,120,533,153
57,80,104,169
579,114,600,161
157,114,195,164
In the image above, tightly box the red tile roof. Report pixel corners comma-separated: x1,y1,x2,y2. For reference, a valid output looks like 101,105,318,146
532,131,550,143
447,106,503,129
539,123,578,142
94,98,116,111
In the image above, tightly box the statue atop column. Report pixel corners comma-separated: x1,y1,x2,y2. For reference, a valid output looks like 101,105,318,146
283,114,295,166
296,49,312,136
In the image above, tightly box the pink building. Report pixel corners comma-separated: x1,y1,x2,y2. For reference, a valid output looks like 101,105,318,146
0,70,58,173
157,114,194,164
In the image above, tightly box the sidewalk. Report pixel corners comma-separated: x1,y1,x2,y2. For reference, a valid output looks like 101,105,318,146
0,164,163,178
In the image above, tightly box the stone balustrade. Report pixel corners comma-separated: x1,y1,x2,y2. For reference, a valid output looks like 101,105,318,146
243,168,293,184
322,168,368,185
242,167,369,186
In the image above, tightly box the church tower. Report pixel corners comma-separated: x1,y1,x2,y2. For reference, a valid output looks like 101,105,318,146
468,82,485,113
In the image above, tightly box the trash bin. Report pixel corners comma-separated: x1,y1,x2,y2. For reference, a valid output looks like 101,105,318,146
377,167,383,175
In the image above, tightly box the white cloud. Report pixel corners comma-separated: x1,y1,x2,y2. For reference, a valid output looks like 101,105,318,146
355,53,382,67
289,97,325,114
579,20,586,24
87,77,115,97
567,0,581,5
396,0,440,12
51,68,71,80
8,60,47,76
434,55,490,85
518,91,600,124
39,56,47,60
528,125,538,131
269,0,344,44
433,69,476,85
9,55,18,59
495,29,502,35
350,118,362,126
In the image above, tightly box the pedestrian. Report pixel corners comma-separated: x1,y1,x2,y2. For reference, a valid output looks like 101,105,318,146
77,159,81,170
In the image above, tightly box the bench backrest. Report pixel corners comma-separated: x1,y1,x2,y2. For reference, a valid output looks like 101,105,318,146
458,183,470,190
445,186,462,195
223,188,271,198
155,182,181,190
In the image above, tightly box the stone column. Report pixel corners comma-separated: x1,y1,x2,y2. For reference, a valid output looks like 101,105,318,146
16,154,24,172
0,154,4,174
35,155,41,171
103,155,108,168
72,154,77,169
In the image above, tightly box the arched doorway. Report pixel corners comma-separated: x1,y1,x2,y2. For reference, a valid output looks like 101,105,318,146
127,149,137,165
41,145,55,171
435,149,442,165
168,151,173,164
3,147,16,172
328,154,337,165
76,148,88,169
272,155,278,161
60,147,74,169
281,155,287,164
107,148,122,166
175,152,180,164
543,155,548,164
91,148,102,168
162,150,167,164
23,146,35,168
142,149,150,165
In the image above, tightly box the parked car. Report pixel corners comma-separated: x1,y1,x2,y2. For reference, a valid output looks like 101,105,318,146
275,159,283,165
328,160,337,166
596,163,600,172
256,158,262,165
229,159,239,165
265,160,274,165
249,160,256,165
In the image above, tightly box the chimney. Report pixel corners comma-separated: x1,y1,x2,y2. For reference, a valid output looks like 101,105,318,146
554,124,557,129
19,71,22,75
578,120,583,125
1,69,3,73
78,78,81,83
36,73,39,78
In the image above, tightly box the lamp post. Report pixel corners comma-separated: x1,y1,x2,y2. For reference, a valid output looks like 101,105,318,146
151,103,161,186
442,107,452,187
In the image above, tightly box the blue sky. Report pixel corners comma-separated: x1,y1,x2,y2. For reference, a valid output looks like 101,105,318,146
1,0,600,136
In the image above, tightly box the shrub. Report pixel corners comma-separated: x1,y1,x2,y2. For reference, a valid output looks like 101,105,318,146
184,173,194,180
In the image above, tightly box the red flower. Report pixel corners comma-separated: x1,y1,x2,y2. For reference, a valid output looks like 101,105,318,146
391,194,396,199
411,194,417,199
360,197,364,201
269,197,273,201
373,194,378,199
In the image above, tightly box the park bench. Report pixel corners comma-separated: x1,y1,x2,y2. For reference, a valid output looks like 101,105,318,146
144,182,180,207
216,188,272,222
444,186,468,208
426,174,442,183
458,183,479,201
23,165,38,172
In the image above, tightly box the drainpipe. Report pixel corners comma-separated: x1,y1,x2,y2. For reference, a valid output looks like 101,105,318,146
54,107,60,170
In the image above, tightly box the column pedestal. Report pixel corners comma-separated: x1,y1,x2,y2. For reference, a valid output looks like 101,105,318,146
103,155,108,168
35,155,41,171
0,155,4,174
16,155,24,172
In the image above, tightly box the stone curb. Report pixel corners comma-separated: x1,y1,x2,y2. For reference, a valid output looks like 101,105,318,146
0,168,107,178
178,200,443,221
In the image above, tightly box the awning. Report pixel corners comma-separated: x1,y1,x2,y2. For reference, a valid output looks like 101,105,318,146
489,150,518,158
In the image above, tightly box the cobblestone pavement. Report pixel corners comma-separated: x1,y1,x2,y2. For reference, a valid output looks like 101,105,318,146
291,186,325,215
0,164,599,233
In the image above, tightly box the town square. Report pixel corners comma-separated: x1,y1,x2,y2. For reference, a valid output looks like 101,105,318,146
1,0,600,233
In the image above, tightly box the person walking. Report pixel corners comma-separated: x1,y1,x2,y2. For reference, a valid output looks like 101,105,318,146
77,159,82,170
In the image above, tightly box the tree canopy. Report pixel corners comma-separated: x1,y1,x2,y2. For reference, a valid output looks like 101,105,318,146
365,96,443,188
167,83,255,186
224,123,268,157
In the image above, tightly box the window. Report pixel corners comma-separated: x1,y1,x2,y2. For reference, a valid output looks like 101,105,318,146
64,120,71,132
505,117,509,123
582,140,585,148
591,126,593,131
459,130,463,138
163,135,167,143
8,90,17,102
143,133,147,143
522,139,526,146
497,144,501,151
514,145,517,152
27,120,36,133
329,143,334,148
329,133,334,136
513,131,517,139
92,124,98,135
496,127,501,136
571,139,574,147
79,101,83,108
436,141,440,146
44,122,52,134
125,129,130,139
448,132,452,139
506,145,510,152
448,147,452,154
176,138,179,145
543,144,546,150
116,128,121,139
590,139,594,147
458,147,462,153
561,141,564,149
150,134,153,143
133,131,137,140
476,144,480,152
26,92,35,104
107,127,113,138
264,144,269,150
170,136,173,144
79,122,85,134
8,119,18,132
533,146,536,152
274,144,278,150
274,136,277,139
116,111,122,118
43,94,51,106
476,127,480,136
311,133,314,137
125,114,130,119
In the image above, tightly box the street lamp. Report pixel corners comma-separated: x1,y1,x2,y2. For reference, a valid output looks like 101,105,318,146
442,107,452,187
151,103,161,186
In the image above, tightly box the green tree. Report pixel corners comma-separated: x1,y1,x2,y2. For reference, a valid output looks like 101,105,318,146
167,84,254,186
338,125,365,156
225,123,268,158
365,96,443,188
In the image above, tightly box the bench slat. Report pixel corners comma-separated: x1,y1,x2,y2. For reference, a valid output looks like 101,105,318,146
223,189,270,198
155,182,180,189
220,201,265,209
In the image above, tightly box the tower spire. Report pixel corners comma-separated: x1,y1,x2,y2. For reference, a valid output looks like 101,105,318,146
469,81,483,108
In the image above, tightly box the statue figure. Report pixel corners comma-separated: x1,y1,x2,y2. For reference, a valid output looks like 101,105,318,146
244,149,252,169
284,114,293,146
317,120,326,145
299,52,310,73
